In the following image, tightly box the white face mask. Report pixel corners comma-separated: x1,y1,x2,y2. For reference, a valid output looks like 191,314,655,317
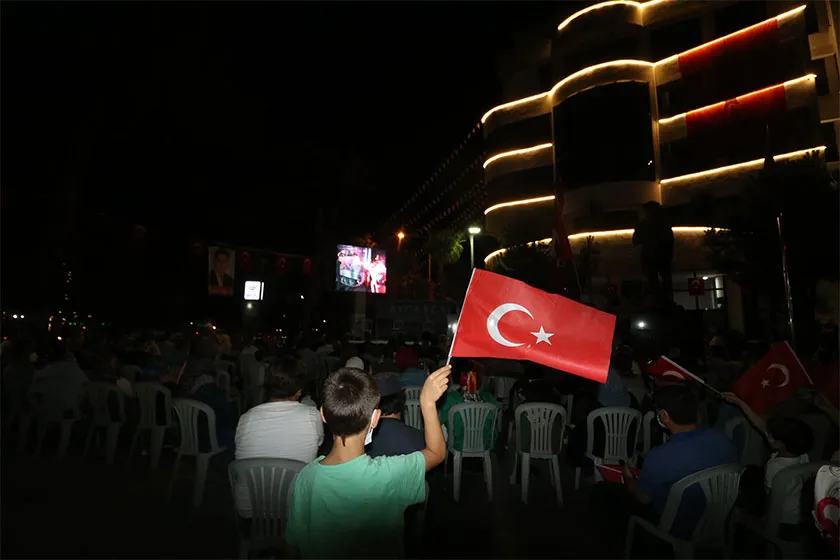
656,411,667,430
363,411,377,446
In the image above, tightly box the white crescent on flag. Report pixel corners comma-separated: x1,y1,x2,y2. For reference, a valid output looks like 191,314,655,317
486,303,533,348
766,363,791,387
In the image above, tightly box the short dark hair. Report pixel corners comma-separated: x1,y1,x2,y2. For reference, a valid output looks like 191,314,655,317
379,390,406,417
767,417,814,456
654,384,698,425
214,248,230,259
266,356,303,400
323,367,380,438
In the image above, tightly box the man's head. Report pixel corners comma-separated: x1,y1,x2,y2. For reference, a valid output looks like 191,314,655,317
654,384,698,433
375,373,405,418
642,200,661,219
322,367,381,444
767,417,814,456
266,356,304,401
213,248,230,275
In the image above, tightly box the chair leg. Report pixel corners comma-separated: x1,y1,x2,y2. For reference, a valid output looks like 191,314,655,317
193,454,210,508
551,457,563,507
484,453,493,501
453,453,462,503
150,428,165,469
510,452,519,485
105,424,121,466
521,453,530,504
167,452,183,503
57,421,73,460
238,539,249,560
127,427,141,466
574,467,581,490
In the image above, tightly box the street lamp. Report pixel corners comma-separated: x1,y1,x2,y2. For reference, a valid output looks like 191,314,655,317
468,226,481,269
396,230,405,252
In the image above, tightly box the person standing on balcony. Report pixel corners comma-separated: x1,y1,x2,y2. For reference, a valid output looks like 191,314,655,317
633,201,674,303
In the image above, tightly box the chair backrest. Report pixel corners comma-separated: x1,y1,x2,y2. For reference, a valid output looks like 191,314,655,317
134,382,172,428
658,464,744,545
764,461,829,533
586,407,642,465
514,402,566,457
120,365,142,383
642,410,668,456
229,458,306,541
86,382,126,426
494,377,517,402
404,386,422,401
724,414,767,466
172,398,222,455
404,400,423,431
215,370,232,399
447,402,497,454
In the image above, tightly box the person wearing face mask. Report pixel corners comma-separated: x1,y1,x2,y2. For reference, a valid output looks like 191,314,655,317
623,384,737,539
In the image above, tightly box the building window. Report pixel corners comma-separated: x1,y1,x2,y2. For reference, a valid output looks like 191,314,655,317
650,17,703,61
553,82,654,188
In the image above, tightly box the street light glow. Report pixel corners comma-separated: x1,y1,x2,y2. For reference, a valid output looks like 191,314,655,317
468,226,482,235
397,231,405,240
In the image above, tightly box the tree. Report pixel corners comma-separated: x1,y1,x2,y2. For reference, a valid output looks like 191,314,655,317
702,151,838,352
426,229,465,299
488,241,556,293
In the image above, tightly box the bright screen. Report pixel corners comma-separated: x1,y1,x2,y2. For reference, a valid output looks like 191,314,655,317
336,244,387,294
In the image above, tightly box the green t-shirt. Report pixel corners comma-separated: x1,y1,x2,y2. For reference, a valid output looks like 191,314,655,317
286,451,426,559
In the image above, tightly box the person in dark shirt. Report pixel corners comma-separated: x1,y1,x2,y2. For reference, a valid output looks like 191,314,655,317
367,373,425,458
632,201,674,302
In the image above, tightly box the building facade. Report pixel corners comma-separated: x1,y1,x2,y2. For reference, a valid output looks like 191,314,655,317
480,0,839,327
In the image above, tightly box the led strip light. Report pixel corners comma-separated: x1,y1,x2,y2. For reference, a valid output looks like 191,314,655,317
483,143,553,169
660,146,826,185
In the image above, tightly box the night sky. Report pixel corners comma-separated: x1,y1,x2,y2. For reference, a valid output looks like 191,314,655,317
1,1,570,314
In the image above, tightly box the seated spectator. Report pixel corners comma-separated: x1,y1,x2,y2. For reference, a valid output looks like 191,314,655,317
345,356,367,371
33,340,90,417
622,385,737,538
367,373,425,458
286,365,450,558
723,392,815,527
394,341,418,372
398,365,428,389
234,356,324,517
2,339,38,410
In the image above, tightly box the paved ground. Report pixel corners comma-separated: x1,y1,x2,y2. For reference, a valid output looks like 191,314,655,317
1,425,618,559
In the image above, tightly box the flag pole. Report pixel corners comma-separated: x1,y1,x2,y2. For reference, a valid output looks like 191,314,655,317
446,268,477,366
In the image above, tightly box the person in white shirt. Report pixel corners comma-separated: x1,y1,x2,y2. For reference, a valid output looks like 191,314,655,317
32,341,89,418
234,356,324,517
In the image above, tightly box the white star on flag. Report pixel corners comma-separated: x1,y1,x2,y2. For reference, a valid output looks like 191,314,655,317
760,379,770,388
531,326,554,345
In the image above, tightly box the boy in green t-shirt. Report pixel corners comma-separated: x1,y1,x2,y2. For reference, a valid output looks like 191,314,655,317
286,364,451,559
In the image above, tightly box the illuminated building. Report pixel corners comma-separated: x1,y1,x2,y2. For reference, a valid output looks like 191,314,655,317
480,0,839,321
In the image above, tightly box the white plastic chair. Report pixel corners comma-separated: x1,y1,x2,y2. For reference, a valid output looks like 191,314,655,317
626,464,744,559
168,398,227,507
446,402,498,502
511,403,567,505
494,377,517,406
32,389,85,460
127,382,172,468
83,383,126,465
730,461,829,558
575,406,642,489
404,386,422,402
404,400,423,431
229,458,306,559
724,414,768,467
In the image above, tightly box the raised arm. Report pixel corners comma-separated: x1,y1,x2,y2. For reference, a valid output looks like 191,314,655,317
418,365,451,471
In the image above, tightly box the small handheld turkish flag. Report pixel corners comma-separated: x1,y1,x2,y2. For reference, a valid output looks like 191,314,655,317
449,269,616,383
645,356,699,383
733,341,812,414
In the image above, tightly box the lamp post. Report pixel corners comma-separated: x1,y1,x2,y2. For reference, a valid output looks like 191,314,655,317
396,230,405,252
468,226,481,270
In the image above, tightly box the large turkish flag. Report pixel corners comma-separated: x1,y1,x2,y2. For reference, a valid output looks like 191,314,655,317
449,269,616,383
733,341,812,413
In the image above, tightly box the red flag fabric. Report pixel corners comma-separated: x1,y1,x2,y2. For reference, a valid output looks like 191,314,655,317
597,464,641,483
733,341,812,414
645,356,702,384
449,269,616,383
